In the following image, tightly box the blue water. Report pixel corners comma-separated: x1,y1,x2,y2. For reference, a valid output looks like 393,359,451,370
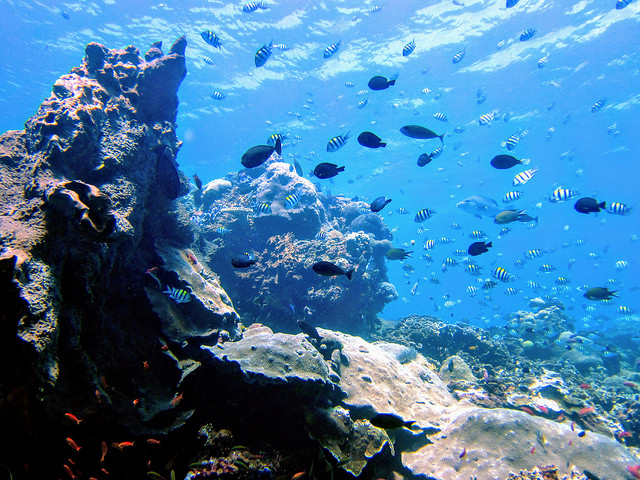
1,0,638,328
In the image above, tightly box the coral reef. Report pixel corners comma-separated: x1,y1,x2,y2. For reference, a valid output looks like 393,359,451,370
0,37,240,478
184,162,397,336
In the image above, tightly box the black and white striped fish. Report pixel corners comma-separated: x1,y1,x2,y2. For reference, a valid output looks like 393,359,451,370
520,28,537,41
452,48,467,64
415,208,435,222
538,53,550,68
513,168,539,186
403,39,416,56
607,202,631,215
242,1,268,12
255,41,273,67
164,286,191,303
492,266,513,282
502,191,522,203
327,132,351,152
210,91,225,100
434,112,448,122
201,30,223,49
591,98,606,113
324,41,341,58
549,187,579,203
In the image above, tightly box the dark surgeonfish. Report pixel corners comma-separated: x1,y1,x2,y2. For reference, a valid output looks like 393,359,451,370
468,241,492,256
312,162,345,179
368,74,398,90
490,154,529,169
312,261,354,280
386,248,412,260
231,253,256,268
369,413,415,430
297,319,322,341
400,125,444,144
370,196,391,212
583,287,618,301
574,197,606,214
358,131,386,148
241,137,281,168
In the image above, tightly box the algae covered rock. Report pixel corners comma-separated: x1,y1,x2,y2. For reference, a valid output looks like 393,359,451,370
439,355,478,383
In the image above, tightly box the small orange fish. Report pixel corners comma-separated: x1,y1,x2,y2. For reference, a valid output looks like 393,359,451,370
537,405,549,414
101,468,109,475
291,472,306,480
143,361,150,371
132,398,141,406
146,438,161,445
100,441,108,463
161,344,169,351
170,392,183,406
63,464,76,479
618,431,633,439
521,407,534,415
66,437,82,452
468,345,477,350
579,383,591,389
64,413,82,425
624,381,638,389
578,406,595,417
95,389,102,403
188,253,198,265
118,441,135,449
557,414,565,422
67,458,76,466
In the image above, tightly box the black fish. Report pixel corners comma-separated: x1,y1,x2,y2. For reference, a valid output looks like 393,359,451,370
312,162,345,179
357,131,386,148
231,253,257,268
370,196,392,212
582,471,602,480
583,287,618,301
400,125,444,144
297,319,322,341
193,173,202,190
417,153,433,167
369,413,415,430
241,137,282,168
490,154,524,169
312,261,354,280
368,74,398,90
574,197,606,214
468,241,492,256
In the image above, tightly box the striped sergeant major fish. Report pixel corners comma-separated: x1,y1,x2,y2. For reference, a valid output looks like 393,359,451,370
273,43,289,51
324,40,341,59
520,28,537,41
549,187,579,203
210,91,225,100
252,202,271,214
403,39,416,57
505,132,520,150
164,286,191,304
433,112,448,122
513,168,540,186
479,112,496,126
326,131,350,152
255,41,273,67
492,266,514,282
616,0,633,9
502,191,522,203
242,1,268,12
415,208,435,222
202,56,214,65
452,47,467,64
591,98,606,113
538,53,550,68
606,202,631,215
284,188,303,209
201,30,223,49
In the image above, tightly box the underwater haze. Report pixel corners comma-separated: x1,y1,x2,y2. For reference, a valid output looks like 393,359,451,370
1,0,638,327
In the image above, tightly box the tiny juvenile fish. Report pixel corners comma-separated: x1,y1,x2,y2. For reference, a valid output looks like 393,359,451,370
403,39,416,56
452,48,467,64
324,41,341,58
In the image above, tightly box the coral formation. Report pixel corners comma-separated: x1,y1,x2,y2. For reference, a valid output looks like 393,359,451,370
184,161,397,335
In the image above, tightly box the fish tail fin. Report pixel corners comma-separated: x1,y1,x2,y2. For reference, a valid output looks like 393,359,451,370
275,137,282,155
345,269,354,281
486,242,493,248
612,290,619,297
163,286,172,295
380,142,387,147
534,216,539,224
599,201,606,209
337,166,345,172
344,130,351,140
521,158,531,165
438,134,444,145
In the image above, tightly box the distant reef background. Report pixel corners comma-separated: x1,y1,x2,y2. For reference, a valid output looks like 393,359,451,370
0,38,638,480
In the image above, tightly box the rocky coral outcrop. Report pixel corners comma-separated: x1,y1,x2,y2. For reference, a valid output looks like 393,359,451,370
184,161,397,336
0,37,240,478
